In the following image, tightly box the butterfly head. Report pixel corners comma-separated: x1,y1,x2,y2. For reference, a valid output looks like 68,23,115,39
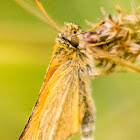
57,23,83,49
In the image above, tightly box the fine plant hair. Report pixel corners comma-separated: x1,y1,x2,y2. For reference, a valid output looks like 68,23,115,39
84,5,140,74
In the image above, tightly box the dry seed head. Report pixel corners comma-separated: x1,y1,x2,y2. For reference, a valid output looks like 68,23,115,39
84,6,140,72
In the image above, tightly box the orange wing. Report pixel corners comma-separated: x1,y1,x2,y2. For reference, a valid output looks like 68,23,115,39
38,57,59,100
19,60,80,140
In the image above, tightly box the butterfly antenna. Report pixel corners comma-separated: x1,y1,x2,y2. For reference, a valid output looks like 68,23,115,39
76,21,105,35
36,0,60,32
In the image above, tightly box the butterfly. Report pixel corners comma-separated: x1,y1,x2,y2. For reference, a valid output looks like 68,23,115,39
15,0,140,140
18,0,98,139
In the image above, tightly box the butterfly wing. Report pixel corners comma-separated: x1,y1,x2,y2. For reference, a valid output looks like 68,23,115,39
19,60,80,140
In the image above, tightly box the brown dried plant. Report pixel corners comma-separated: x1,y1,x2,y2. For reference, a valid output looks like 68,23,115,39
84,5,140,74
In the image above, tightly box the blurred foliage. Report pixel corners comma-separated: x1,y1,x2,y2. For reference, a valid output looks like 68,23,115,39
0,0,140,140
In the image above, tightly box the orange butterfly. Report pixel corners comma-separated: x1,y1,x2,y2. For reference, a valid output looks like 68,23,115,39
17,0,140,140
18,0,97,139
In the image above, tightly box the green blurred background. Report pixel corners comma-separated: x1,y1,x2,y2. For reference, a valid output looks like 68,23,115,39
0,0,140,140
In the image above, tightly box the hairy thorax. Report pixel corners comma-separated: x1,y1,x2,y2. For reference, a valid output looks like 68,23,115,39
52,43,93,77
51,23,94,77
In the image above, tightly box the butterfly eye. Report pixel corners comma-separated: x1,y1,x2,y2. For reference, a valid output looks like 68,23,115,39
70,35,79,48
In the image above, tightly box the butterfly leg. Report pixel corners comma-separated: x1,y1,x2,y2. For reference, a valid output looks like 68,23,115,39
91,68,126,78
